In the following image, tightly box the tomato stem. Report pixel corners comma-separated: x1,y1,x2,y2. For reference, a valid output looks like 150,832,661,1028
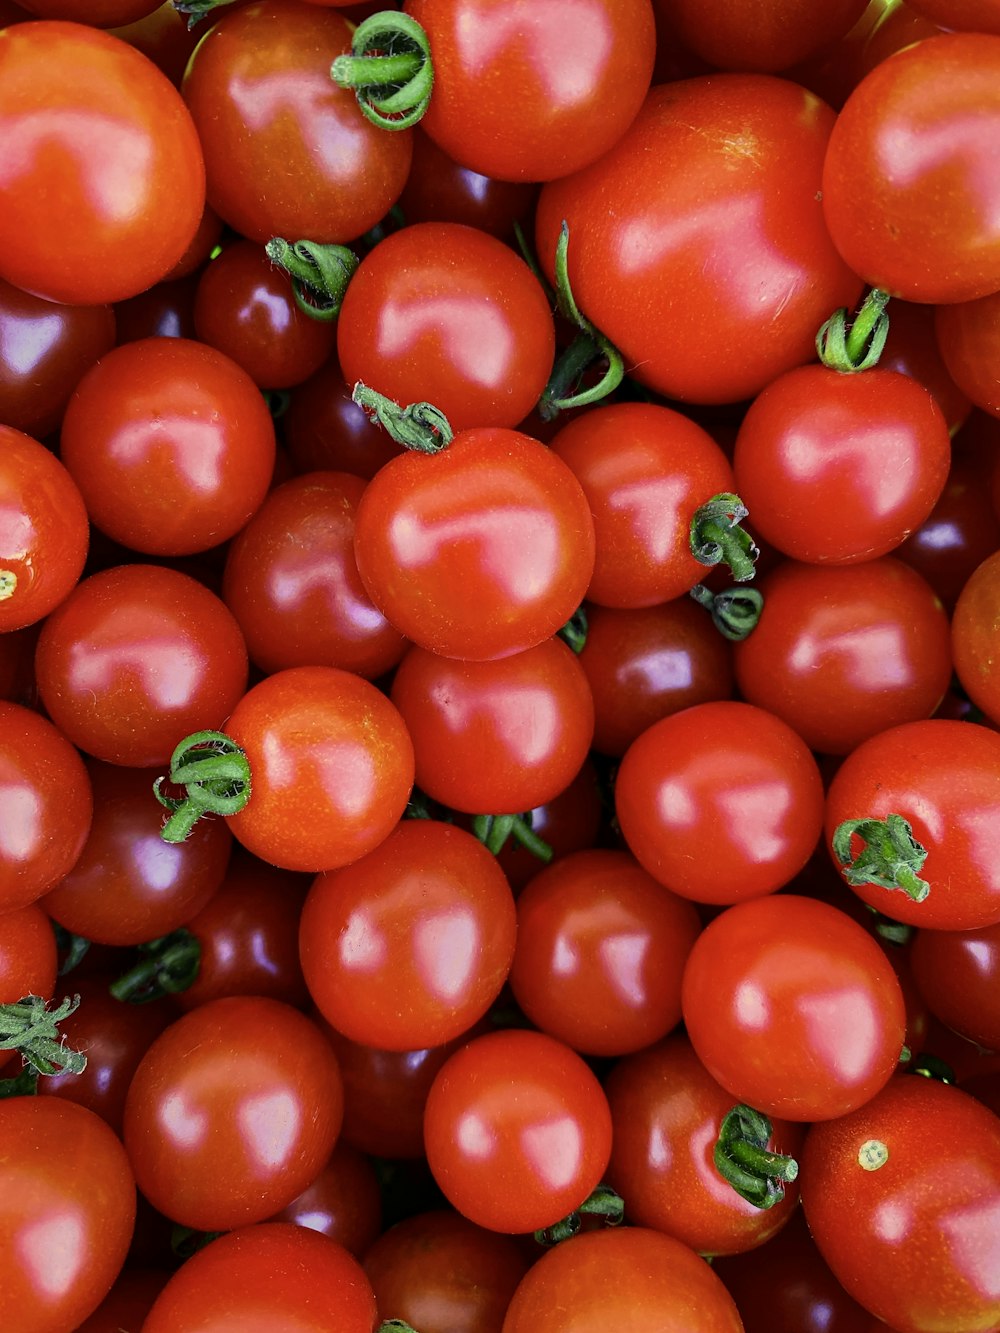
52,923,91,977
714,1104,798,1210
154,730,251,844
832,814,930,902
0,994,87,1078
689,584,763,641
330,12,433,131
109,930,201,1004
265,238,358,322
534,1183,624,1246
172,0,239,29
557,606,588,654
378,1322,421,1333
909,1053,957,1084
690,493,759,583
816,287,891,372
472,813,553,864
352,383,453,452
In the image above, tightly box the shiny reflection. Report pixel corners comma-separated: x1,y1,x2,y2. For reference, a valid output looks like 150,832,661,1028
238,1088,302,1169
0,782,41,861
413,908,478,1002
733,980,771,1032
429,677,562,766
228,71,372,184
656,778,698,829
157,1088,208,1151
800,988,882,1082
456,1110,495,1162
716,780,793,863
521,1116,584,1191
108,419,228,496
337,907,387,973
781,423,918,518
131,832,185,893
788,624,912,689
377,295,515,388
603,473,691,564
941,1196,1000,1296
872,1197,911,1245
2,313,63,377
67,635,204,712
876,115,994,196
599,931,649,1008
17,1211,84,1299
620,646,693,694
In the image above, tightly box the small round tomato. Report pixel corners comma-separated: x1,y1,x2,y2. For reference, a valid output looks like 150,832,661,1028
398,129,540,239
661,0,868,72
952,548,1000,726
682,895,907,1121
910,920,1000,1053
0,902,57,1003
268,1140,382,1256
423,1028,612,1234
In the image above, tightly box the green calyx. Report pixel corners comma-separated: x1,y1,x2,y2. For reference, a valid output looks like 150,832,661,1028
714,1104,799,1210
154,730,251,844
472,813,553,864
832,813,930,903
110,930,202,1005
352,382,453,453
265,238,358,321
330,12,433,131
816,288,891,373
534,1183,624,1246
0,994,87,1080
690,494,759,583
689,583,763,641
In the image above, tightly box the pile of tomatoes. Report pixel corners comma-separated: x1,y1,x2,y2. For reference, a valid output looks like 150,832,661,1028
3,0,1000,1330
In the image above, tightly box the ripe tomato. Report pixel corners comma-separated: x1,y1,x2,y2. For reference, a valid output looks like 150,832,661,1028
0,21,205,305
952,549,1000,725
910,920,1000,1054
659,0,868,72
268,1140,382,1256
0,902,57,1003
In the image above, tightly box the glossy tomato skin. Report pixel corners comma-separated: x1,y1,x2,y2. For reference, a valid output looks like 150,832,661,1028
661,0,868,72
123,996,344,1231
34,564,249,768
734,366,951,564
615,700,824,905
424,1028,612,1234
182,0,412,244
823,33,1000,302
536,77,863,405
398,128,541,239
354,428,595,661
300,820,516,1051
224,665,414,873
501,1226,744,1333
952,549,1000,725
284,360,403,480
141,1223,378,1333
0,903,56,1002
682,895,907,1121
337,222,555,433
406,0,655,182
0,21,204,305
825,719,1000,930
910,921,1000,1053
0,1097,136,1333
801,1077,1000,1333
269,1140,382,1256
604,1034,804,1256
390,638,594,816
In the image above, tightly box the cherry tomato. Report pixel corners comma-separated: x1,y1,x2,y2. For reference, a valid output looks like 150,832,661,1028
0,902,56,1003
0,21,205,305
269,1140,382,1256
399,128,540,239
660,0,868,72
905,0,1000,31
284,359,403,480
879,297,971,434
910,920,1000,1053
952,549,1000,727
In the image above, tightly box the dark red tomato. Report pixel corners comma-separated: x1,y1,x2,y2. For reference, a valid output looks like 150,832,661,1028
604,1034,804,1256
177,850,311,1011
37,973,174,1135
0,21,204,305
34,564,249,768
405,0,655,182
141,1224,378,1333
300,820,516,1051
0,1097,136,1333
823,34,1000,302
73,1269,169,1333
338,222,555,433
910,920,1000,1052
123,996,344,1230
194,240,336,390
734,365,951,564
0,425,89,633
712,1208,873,1333
41,757,231,946
879,298,971,435
355,429,595,661
60,337,276,557
113,273,198,343
390,638,594,815
182,0,412,244
0,902,56,1002
857,0,945,78
284,360,403,479
548,402,737,608
364,1209,530,1333
935,288,1000,419
660,0,868,71
682,895,907,1120
269,1140,382,1256
222,471,407,679
0,622,38,707
536,77,863,405
801,1077,1000,1332
905,0,1000,30
223,665,414,873
733,557,951,755
423,1028,612,1233
17,0,160,22
615,700,824,905
502,1226,744,1333
0,701,92,912
508,849,702,1056
825,719,1000,930
784,0,887,111
0,279,115,438
399,129,540,240
109,0,202,85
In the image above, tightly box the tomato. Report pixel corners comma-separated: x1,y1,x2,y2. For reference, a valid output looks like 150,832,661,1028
660,0,868,72
17,0,161,23
123,996,344,1230
935,289,1000,420
390,638,594,816
0,700,92,913
0,425,89,634
399,129,540,240
905,0,1000,31
800,1077,1000,1333
284,360,403,480
74,1268,169,1333
822,33,1000,302
354,428,595,661
35,564,249,768
953,551,1000,728
0,1097,136,1333
108,0,201,86
299,819,517,1051
404,0,656,182
223,665,414,873
113,273,198,343
910,920,1000,1054
615,700,824,905
604,1034,804,1256
733,557,951,755
501,1226,744,1333
423,1027,612,1234
182,0,412,244
535,77,863,405
269,1140,382,1256
0,21,204,305
682,895,907,1121
879,297,971,435
141,1223,378,1333
0,902,56,1003
825,719,1000,930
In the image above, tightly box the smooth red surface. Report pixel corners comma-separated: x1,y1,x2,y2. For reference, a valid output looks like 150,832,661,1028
953,549,1000,726
269,1141,381,1257
911,920,1000,1053
0,901,57,1001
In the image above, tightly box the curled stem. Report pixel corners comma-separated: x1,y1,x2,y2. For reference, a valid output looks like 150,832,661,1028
816,288,891,372
714,1104,798,1210
330,11,433,131
265,238,359,321
690,494,759,583
534,1183,624,1246
110,930,201,1005
832,814,930,902
0,994,87,1078
352,382,453,453
689,584,763,641
154,730,251,844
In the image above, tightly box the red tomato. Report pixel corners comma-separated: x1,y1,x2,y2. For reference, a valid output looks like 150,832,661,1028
398,128,540,239
423,1028,612,1234
0,903,57,1003
952,550,1000,727
268,1140,382,1256
910,920,1000,1053
0,21,204,305
284,360,403,480
905,0,1000,31
682,895,907,1121
659,0,869,72
879,298,971,435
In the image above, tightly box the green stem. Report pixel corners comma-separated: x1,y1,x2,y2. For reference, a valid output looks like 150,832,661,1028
109,930,201,1004
330,12,433,131
172,0,238,29
714,1105,799,1210
52,923,91,977
557,606,588,654
154,730,251,844
534,1184,624,1246
689,584,763,641
265,238,358,321
0,1066,39,1098
471,813,553,864
832,814,930,902
352,383,453,453
690,494,759,583
816,288,891,372
909,1053,956,1084
0,995,87,1077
